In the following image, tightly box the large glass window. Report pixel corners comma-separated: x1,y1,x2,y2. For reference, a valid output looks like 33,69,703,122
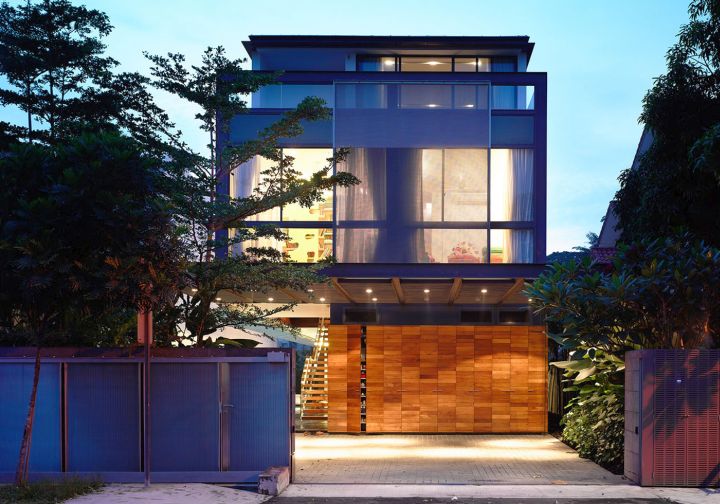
421,149,488,222
245,228,333,263
232,149,334,223
490,229,533,263
490,149,533,221
282,148,334,222
232,155,281,222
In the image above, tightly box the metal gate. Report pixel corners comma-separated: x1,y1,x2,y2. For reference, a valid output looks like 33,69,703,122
625,349,719,487
0,347,294,483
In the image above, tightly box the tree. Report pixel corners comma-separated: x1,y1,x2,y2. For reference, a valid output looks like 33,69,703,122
144,47,359,346
0,0,176,150
614,0,720,245
526,234,720,469
0,133,183,484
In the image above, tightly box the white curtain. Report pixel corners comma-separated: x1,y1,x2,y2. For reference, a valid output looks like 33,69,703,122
509,149,533,221
492,149,534,263
336,149,386,262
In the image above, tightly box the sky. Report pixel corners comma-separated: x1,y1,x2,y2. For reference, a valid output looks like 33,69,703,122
3,0,691,253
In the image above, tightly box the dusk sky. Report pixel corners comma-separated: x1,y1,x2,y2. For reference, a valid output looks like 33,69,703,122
5,1,692,253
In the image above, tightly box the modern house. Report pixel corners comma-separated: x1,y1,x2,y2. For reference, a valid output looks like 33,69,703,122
219,35,548,434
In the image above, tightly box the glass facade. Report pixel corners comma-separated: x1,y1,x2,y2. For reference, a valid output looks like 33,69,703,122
233,146,534,264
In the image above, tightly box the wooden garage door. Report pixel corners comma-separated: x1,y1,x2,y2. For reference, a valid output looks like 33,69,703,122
328,325,547,433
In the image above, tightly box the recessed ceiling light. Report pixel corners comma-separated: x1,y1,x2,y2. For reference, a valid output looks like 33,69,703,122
307,289,314,293
372,297,378,302
528,298,533,302
267,297,274,302
319,297,326,302
423,288,430,294
427,103,438,108
481,288,488,294
383,59,395,66
365,288,373,294
465,104,474,108
191,288,198,293
424,61,442,66
215,297,221,302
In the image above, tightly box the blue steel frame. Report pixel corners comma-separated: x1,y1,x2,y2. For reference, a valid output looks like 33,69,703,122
217,70,546,279
0,348,295,484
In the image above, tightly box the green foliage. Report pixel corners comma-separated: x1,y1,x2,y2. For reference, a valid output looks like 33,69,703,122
0,477,102,503
615,0,720,246
561,387,624,472
0,0,176,149
528,234,720,468
0,132,183,345
145,47,359,346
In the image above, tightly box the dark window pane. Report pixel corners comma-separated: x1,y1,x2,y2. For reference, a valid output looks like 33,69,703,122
491,57,517,72
498,310,529,323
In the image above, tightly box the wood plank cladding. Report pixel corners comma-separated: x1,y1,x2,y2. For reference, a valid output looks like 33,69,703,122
328,324,547,433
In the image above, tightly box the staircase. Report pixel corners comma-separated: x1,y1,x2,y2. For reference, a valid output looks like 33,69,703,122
300,322,328,424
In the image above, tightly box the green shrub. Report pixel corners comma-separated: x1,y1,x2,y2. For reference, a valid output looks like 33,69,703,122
0,477,101,503
561,387,624,473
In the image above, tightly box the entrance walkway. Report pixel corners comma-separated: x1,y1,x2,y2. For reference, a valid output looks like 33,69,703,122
294,434,624,485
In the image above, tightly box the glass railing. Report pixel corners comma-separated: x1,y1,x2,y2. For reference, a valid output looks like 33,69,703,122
252,84,335,108
491,85,535,110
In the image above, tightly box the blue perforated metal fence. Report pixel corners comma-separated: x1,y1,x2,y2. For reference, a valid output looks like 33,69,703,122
0,348,294,483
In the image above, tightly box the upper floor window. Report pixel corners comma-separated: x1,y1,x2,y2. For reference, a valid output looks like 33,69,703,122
356,55,514,72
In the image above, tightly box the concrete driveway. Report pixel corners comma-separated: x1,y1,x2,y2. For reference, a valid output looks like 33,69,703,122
293,434,624,485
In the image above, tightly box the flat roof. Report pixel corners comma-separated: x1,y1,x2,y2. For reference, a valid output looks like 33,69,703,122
243,35,534,60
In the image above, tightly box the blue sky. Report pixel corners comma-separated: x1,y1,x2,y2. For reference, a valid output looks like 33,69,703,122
4,1,691,253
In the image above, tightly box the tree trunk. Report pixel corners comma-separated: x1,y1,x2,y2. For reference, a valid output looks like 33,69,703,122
26,81,32,142
15,346,41,486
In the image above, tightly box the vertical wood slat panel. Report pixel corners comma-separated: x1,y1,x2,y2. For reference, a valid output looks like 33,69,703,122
383,326,402,432
346,325,362,432
528,327,548,432
474,327,493,432
456,326,475,432
491,327,512,432
401,326,421,432
419,327,438,432
365,326,384,432
510,327,530,432
330,324,547,434
327,325,347,432
437,326,457,432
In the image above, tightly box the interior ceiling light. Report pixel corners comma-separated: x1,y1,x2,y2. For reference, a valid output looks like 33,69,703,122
424,61,442,66
481,288,488,294
191,288,198,292
465,104,475,108
215,297,222,302
383,59,395,66
372,297,378,302
267,297,274,302
319,297,326,302
423,288,430,294
427,103,438,108
365,288,373,294
307,288,314,293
